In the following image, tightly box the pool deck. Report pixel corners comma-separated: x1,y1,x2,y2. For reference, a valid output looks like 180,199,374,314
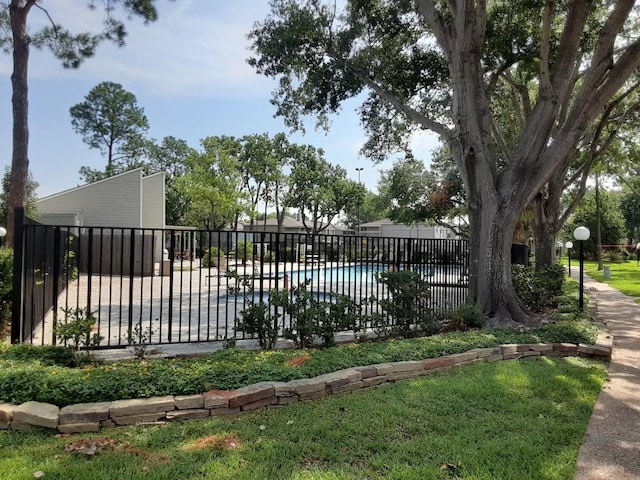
29,261,465,348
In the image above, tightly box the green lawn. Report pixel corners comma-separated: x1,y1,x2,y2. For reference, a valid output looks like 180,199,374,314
582,260,640,298
0,356,607,480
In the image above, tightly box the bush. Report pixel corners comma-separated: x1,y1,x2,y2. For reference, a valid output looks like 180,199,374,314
451,303,486,328
0,247,12,336
376,269,433,336
512,263,565,312
0,343,76,367
235,240,254,263
236,299,281,350
201,247,225,268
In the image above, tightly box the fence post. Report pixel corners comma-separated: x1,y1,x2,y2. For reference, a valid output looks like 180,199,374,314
10,207,25,344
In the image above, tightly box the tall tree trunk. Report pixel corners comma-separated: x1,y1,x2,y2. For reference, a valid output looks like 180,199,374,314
531,192,562,268
595,174,603,270
6,2,33,247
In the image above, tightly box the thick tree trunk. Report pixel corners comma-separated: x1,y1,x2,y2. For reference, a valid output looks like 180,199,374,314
6,2,32,247
531,193,561,268
469,196,532,326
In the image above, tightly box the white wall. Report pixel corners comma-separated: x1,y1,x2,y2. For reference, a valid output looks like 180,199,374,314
36,170,143,228
141,172,165,229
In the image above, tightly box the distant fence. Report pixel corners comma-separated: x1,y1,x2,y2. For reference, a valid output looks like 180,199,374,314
12,211,469,349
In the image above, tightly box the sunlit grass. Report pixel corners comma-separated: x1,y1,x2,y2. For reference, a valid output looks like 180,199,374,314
581,260,640,298
0,356,606,480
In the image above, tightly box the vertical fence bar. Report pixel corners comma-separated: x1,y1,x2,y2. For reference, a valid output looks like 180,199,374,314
10,207,25,344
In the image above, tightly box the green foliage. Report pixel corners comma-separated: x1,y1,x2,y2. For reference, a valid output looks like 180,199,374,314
54,307,103,352
0,319,598,406
563,189,626,259
0,166,39,227
318,295,360,347
0,344,76,367
0,247,12,335
276,283,325,348
71,81,150,181
376,269,433,336
286,145,364,235
145,136,196,226
201,246,225,268
512,263,565,312
126,323,157,360
449,303,486,329
236,299,281,350
176,135,246,230
266,284,361,348
235,240,254,263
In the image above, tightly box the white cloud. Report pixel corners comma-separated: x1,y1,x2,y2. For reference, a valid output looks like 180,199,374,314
26,0,275,98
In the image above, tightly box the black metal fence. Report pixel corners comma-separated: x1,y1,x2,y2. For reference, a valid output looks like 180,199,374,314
12,213,469,348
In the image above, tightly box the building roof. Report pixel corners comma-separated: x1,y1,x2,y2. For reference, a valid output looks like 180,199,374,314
360,218,395,227
36,168,164,203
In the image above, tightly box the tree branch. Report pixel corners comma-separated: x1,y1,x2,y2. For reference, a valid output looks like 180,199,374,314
362,76,454,142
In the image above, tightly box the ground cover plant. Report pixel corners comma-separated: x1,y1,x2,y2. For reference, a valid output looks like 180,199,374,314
0,356,607,480
0,319,597,407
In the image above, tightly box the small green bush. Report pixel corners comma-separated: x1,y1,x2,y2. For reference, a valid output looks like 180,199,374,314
512,263,565,312
0,247,12,336
376,269,432,336
201,246,225,268
236,298,281,350
0,343,75,367
54,307,103,352
235,240,254,263
451,303,486,328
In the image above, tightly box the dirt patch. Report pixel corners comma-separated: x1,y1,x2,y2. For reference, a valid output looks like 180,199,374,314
285,354,310,367
182,434,241,451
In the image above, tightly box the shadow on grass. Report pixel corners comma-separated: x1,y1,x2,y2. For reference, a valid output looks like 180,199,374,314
0,356,607,480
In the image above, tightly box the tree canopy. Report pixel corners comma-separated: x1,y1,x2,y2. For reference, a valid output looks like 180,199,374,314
249,0,640,325
71,81,150,181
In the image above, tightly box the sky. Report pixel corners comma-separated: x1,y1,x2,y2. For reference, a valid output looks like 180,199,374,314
0,0,439,199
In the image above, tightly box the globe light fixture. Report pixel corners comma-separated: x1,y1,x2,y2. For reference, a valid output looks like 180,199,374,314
565,241,573,276
573,227,591,310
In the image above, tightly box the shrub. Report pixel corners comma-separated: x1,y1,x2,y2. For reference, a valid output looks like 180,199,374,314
451,303,486,328
276,283,324,348
376,269,432,336
54,307,103,352
201,247,225,268
0,247,12,336
236,298,281,350
235,240,254,263
319,295,360,347
512,263,565,312
0,343,76,367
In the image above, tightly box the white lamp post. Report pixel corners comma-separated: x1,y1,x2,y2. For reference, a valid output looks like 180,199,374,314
565,241,573,276
0,226,6,247
573,226,591,310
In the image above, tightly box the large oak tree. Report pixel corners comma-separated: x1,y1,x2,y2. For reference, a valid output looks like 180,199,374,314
249,0,640,325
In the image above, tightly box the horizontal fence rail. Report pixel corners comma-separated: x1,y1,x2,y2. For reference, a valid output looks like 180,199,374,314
13,219,469,349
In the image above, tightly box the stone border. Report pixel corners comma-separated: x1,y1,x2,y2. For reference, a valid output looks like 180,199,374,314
0,342,611,434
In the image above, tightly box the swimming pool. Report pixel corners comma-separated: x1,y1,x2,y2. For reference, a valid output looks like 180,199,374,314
287,264,384,285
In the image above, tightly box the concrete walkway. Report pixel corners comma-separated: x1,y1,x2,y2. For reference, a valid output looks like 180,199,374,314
575,274,640,479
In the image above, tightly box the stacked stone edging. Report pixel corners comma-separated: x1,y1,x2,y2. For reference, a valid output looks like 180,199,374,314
0,342,612,434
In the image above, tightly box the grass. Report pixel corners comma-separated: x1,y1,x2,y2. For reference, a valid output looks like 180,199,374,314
581,260,640,298
0,355,607,480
